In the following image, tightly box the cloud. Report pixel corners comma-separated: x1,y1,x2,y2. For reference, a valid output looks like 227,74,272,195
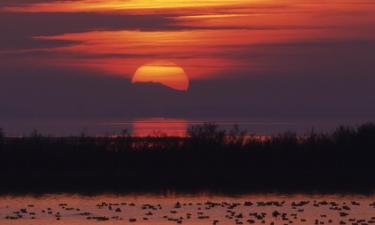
0,12,177,50
0,0,77,7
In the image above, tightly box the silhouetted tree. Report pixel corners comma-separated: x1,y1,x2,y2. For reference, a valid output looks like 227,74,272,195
333,125,356,146
226,125,247,149
187,123,226,150
0,128,4,151
357,123,375,148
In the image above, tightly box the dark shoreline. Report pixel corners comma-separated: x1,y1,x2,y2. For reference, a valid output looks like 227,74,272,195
1,123,375,195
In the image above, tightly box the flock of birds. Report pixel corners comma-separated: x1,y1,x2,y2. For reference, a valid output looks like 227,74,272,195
2,199,375,224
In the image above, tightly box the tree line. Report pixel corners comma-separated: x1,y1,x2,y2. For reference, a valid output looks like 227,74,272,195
0,123,374,195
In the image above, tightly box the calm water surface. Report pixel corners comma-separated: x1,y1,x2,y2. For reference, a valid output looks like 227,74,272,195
1,194,375,225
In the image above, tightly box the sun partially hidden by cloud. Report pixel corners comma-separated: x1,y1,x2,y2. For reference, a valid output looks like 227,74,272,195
132,61,189,91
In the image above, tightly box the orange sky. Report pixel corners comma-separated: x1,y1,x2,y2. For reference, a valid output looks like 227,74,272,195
2,0,271,13
2,0,375,81
0,0,375,134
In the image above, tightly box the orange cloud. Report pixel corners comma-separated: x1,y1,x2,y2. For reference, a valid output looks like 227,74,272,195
2,0,271,13
3,0,374,81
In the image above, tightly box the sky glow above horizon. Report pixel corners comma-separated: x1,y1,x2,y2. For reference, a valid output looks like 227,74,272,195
0,0,375,133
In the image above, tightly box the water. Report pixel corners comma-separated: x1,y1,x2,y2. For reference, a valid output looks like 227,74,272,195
1,194,375,225
1,117,374,137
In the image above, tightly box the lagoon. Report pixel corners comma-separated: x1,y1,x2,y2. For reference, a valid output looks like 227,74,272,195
1,194,375,225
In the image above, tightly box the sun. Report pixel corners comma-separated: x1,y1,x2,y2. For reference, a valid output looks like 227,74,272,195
132,61,189,91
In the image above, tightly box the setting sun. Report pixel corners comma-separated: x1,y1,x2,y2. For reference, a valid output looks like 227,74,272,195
1,0,375,220
132,61,189,91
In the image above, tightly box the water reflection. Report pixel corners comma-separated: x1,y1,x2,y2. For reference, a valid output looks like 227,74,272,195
132,118,188,137
1,194,375,225
1,117,374,137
